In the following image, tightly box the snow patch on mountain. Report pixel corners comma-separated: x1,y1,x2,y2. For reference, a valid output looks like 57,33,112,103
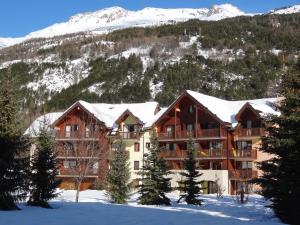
0,4,247,48
87,82,105,96
26,58,89,94
270,5,300,14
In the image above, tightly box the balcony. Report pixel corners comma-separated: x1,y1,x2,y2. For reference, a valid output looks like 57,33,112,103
229,170,258,180
118,132,139,140
157,128,225,140
236,128,264,138
229,149,257,160
160,148,227,159
56,131,99,140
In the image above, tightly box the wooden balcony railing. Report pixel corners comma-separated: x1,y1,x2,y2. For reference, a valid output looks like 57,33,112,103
229,149,257,159
197,149,227,158
157,128,225,140
176,130,195,139
56,131,99,139
197,128,223,138
118,132,139,140
157,132,175,139
160,149,227,159
229,170,258,180
237,128,265,137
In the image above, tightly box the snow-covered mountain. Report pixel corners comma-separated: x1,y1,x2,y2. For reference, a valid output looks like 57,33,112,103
270,4,300,14
0,4,247,47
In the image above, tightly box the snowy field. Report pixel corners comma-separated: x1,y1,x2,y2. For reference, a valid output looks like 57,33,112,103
0,190,283,225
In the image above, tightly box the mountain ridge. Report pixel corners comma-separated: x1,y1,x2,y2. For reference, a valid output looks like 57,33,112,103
0,4,248,47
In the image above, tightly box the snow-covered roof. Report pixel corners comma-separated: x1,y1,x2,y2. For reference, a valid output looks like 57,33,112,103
187,90,279,126
55,100,160,129
25,112,63,137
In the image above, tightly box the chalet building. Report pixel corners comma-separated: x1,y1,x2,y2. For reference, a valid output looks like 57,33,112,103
26,100,161,189
26,90,279,194
153,90,278,194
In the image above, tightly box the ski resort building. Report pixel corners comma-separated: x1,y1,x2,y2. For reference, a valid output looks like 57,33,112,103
25,90,279,194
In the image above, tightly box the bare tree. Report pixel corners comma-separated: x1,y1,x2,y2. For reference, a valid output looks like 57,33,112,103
214,175,225,198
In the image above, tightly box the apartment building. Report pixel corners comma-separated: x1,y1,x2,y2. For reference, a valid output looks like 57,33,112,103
25,90,278,194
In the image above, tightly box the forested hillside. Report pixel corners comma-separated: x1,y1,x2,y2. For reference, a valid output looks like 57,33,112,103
0,13,299,124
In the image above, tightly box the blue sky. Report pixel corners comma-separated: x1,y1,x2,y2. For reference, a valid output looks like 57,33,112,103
1,0,299,37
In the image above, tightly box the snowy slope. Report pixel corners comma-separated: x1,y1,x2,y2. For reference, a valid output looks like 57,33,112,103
270,5,300,14
0,190,283,225
0,4,247,47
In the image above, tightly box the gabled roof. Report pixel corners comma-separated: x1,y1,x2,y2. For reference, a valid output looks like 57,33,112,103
25,112,63,138
52,100,160,129
186,90,279,126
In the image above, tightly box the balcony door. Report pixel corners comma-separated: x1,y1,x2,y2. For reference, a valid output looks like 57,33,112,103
123,124,138,139
166,125,174,138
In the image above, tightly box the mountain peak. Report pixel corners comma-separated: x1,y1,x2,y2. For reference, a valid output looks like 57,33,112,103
0,4,298,48
270,4,300,14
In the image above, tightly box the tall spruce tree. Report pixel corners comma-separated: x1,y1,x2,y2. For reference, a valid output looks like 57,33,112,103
0,69,30,210
177,138,203,205
28,128,60,208
138,130,172,205
254,63,300,225
107,138,131,204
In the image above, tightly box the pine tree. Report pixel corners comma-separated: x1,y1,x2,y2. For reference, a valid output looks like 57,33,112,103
28,128,60,208
138,130,172,205
0,69,30,210
107,138,131,204
177,138,203,205
254,63,300,224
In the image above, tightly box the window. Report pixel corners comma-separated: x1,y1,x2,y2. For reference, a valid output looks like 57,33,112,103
236,141,252,150
209,141,223,150
212,161,222,170
188,105,194,114
166,125,174,137
242,161,252,169
63,160,76,169
246,120,252,129
63,142,74,155
146,142,150,149
166,143,176,151
65,125,71,138
134,161,140,170
65,124,79,138
134,143,140,152
91,162,99,173
186,124,194,132
124,124,138,132
85,126,90,138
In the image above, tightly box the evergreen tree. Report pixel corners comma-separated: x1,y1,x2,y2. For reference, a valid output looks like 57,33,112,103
254,63,300,224
0,70,30,210
28,128,60,208
138,130,172,205
107,138,131,204
177,138,203,205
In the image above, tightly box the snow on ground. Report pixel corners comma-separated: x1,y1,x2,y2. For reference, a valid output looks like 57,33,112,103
0,190,283,225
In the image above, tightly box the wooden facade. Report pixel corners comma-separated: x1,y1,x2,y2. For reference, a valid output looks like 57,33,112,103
47,91,270,195
53,103,110,190
154,92,265,195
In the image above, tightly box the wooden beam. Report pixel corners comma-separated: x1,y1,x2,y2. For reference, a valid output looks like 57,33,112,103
195,105,198,138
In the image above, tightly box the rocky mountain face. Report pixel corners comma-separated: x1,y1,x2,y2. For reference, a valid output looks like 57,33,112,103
0,5,299,126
